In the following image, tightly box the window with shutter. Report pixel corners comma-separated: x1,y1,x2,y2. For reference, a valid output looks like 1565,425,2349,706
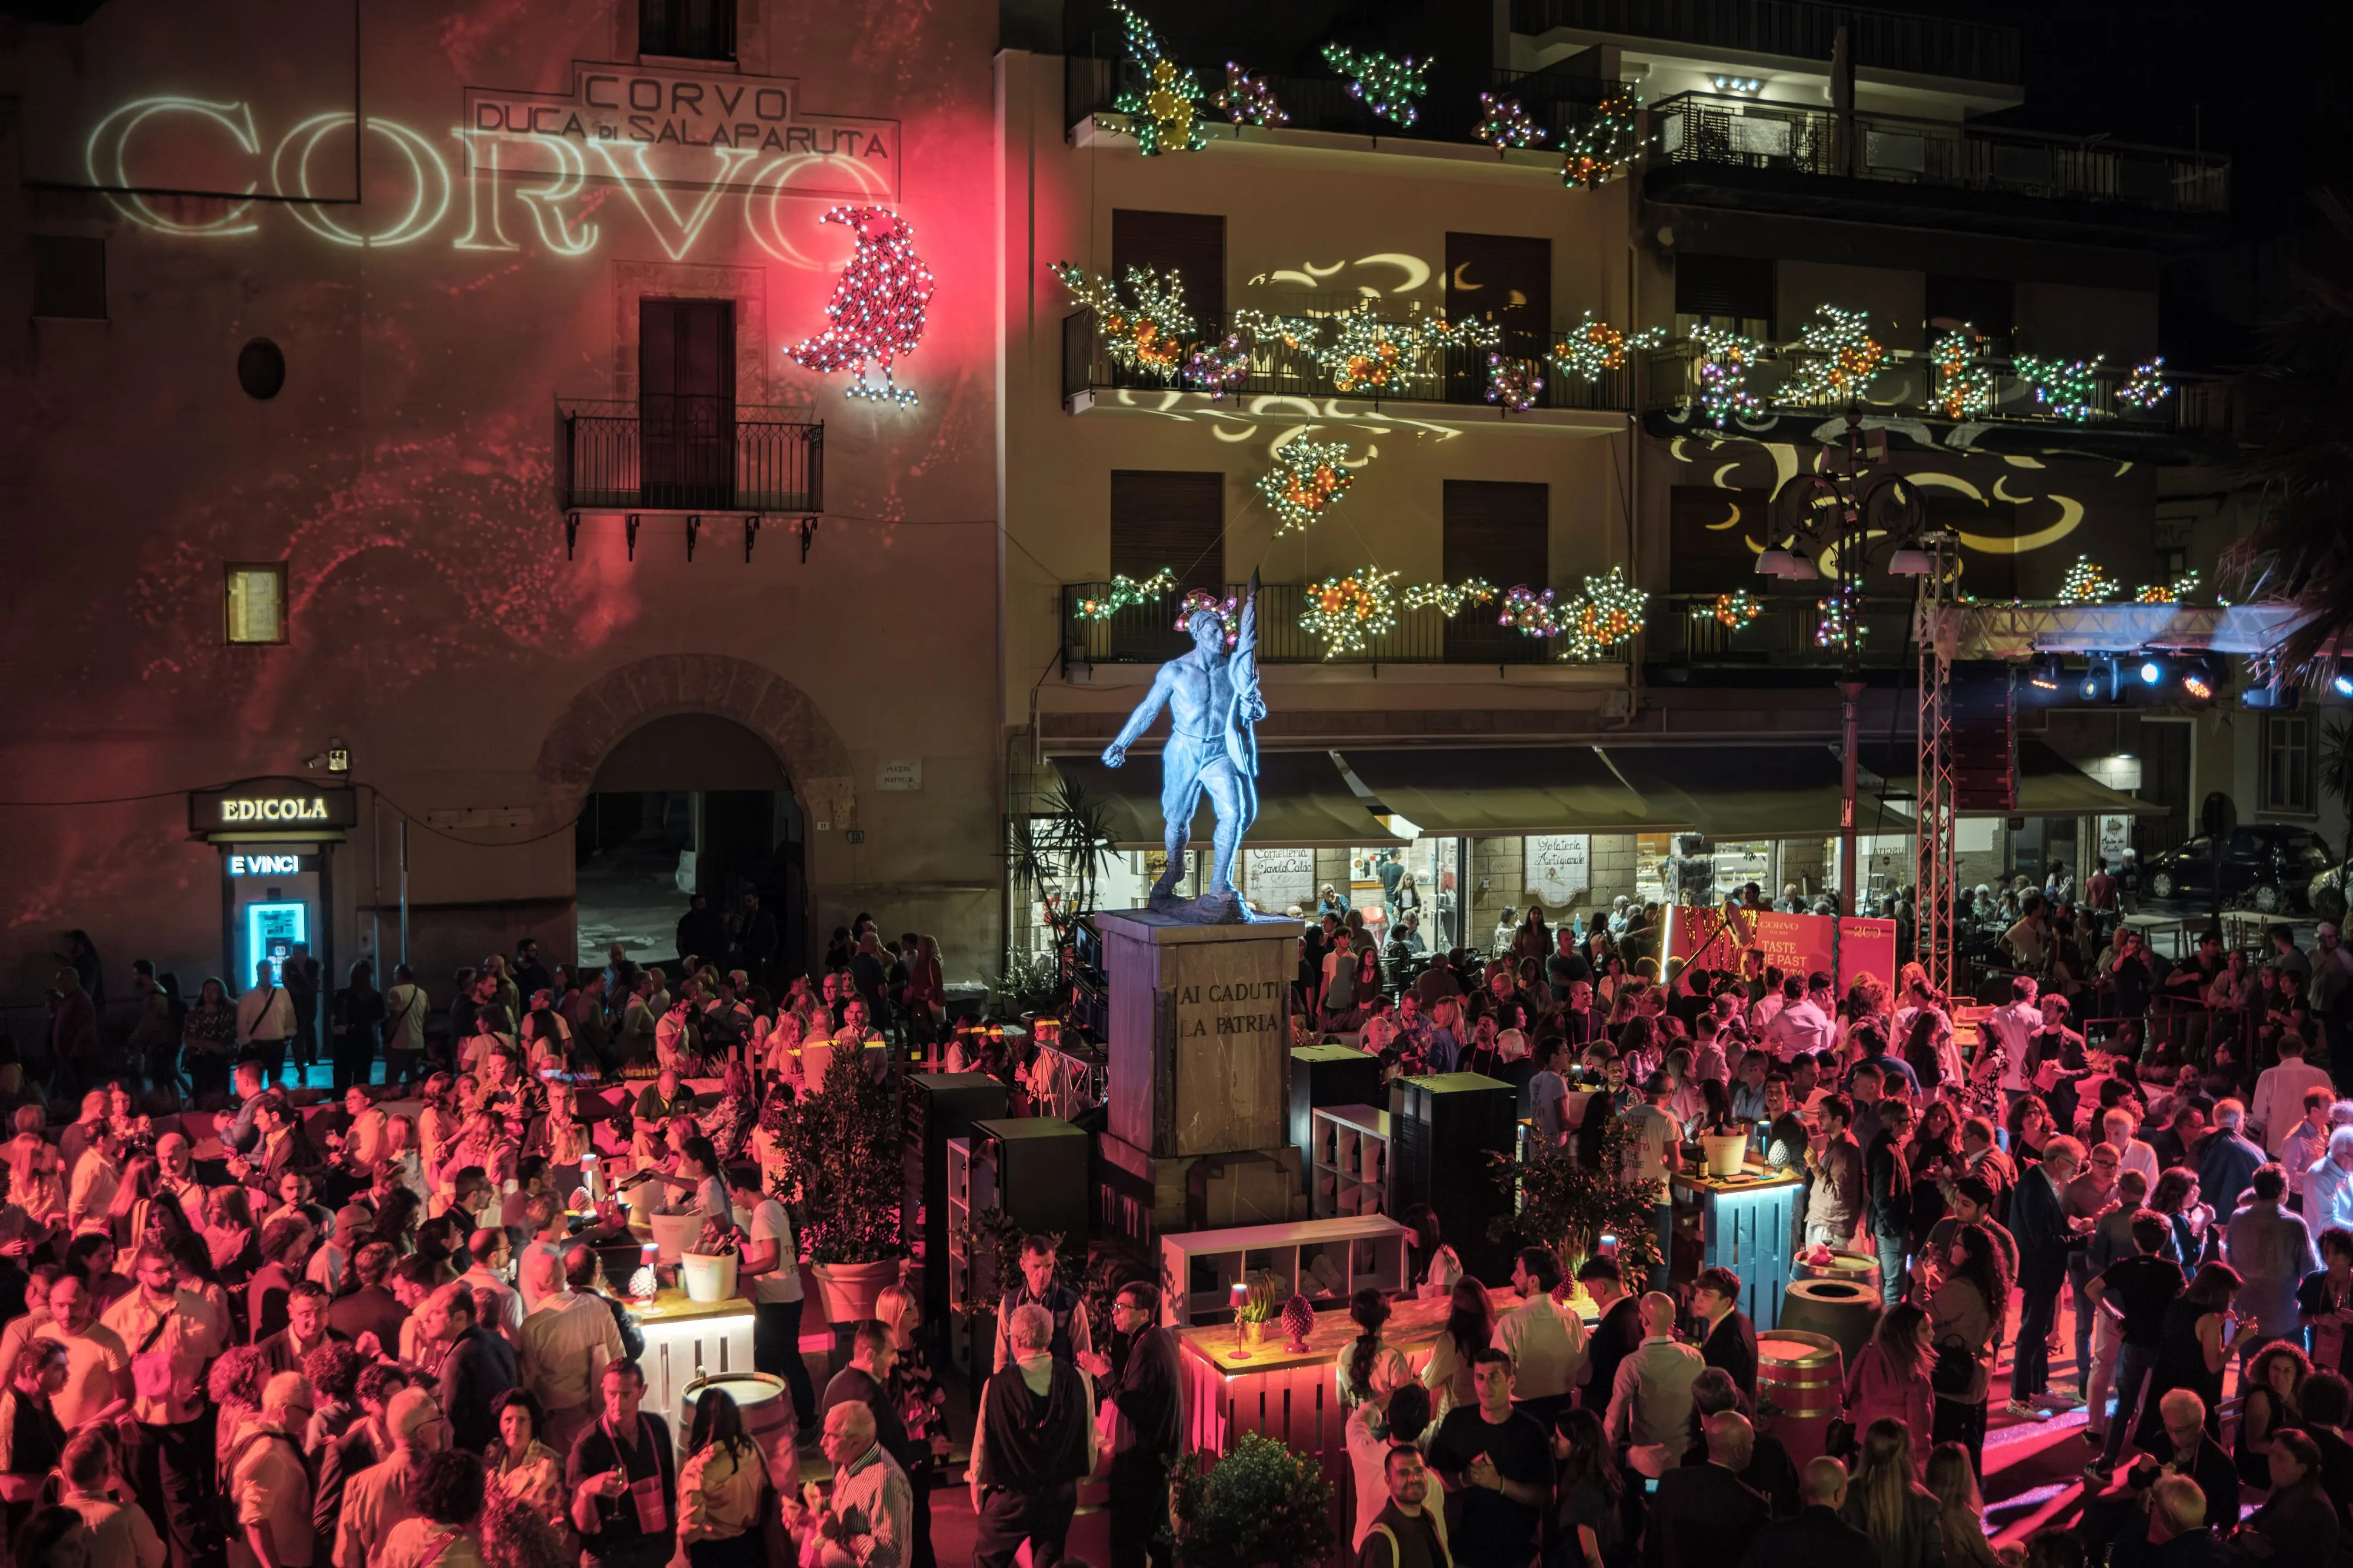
1674,253,1774,338
1110,471,1223,659
1443,481,1547,659
1111,210,1225,324
639,299,735,508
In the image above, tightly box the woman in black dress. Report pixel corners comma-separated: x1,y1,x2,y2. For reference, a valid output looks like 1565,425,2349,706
2137,1261,2258,1447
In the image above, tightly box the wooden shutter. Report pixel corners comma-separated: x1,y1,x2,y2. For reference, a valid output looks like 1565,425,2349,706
639,299,735,507
1675,253,1775,333
1112,210,1226,323
1109,471,1222,661
1444,481,1547,659
1444,232,1551,354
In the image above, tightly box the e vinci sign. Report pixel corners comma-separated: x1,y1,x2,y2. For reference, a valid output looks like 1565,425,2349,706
189,779,360,834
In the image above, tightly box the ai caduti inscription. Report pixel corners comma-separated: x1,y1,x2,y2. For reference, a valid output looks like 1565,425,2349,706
1174,978,1286,1039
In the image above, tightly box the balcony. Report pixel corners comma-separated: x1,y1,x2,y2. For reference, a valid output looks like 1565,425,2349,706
1642,335,2237,455
1512,0,2022,86
1060,303,1632,417
1646,91,2228,243
1648,593,1916,673
554,398,824,514
1063,582,1627,669
1065,55,1631,152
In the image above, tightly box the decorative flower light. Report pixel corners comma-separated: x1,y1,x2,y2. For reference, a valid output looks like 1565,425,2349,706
2057,555,2120,604
1318,303,1495,396
1499,585,1565,637
2137,570,2200,605
785,206,936,405
1402,579,1497,616
1814,589,1863,650
1051,263,1197,381
1695,590,1762,628
1213,63,1287,127
1174,588,1239,645
1108,1,1207,155
2120,357,2170,412
1562,92,1638,188
1788,305,1886,402
1299,568,1400,657
1185,329,1254,399
2014,355,2104,423
1688,325,1764,426
1551,312,1665,381
1321,43,1431,127
1477,93,1545,151
1257,437,1357,535
1560,565,1648,660
1075,570,1178,619
1485,353,1544,412
1929,327,1995,422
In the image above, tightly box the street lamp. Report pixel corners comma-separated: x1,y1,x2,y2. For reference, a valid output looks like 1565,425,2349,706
1765,405,1928,918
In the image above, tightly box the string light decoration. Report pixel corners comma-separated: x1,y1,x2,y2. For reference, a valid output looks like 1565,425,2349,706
1485,353,1544,411
1499,585,1566,638
1184,328,1254,399
1787,305,1887,402
2014,354,2104,423
1256,437,1356,536
1814,588,1863,650
1402,579,1497,616
1695,590,1762,628
1562,92,1638,188
1929,327,1995,422
2137,571,2200,605
2120,357,2170,412
1229,307,1321,353
1560,565,1648,660
1213,63,1287,127
1688,325,1764,426
1174,588,1240,646
1050,263,1196,381
1477,93,1545,151
785,206,936,405
1075,571,1178,619
1550,312,1665,381
1299,568,1400,657
2057,555,2120,604
1318,303,1496,396
1321,43,1432,128
1108,1,1207,156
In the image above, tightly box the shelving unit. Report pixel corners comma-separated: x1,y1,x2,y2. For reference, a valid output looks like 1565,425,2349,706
1308,1105,1391,1219
942,1136,996,1352
1157,1215,1412,1328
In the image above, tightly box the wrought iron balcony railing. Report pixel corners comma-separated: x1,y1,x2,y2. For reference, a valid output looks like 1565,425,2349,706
1062,581,1628,668
1061,304,1633,415
1511,0,2022,87
1642,336,2236,438
1650,91,2228,216
1651,593,1916,668
555,398,824,513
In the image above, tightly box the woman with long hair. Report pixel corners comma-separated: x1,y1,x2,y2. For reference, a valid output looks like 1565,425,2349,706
182,978,237,1105
418,1073,459,1190
1845,1303,1936,1469
2139,1262,2258,1449
2238,1341,2312,1490
2148,1167,2211,1268
1514,904,1552,965
1549,1406,1625,1568
698,1062,758,1167
676,1386,769,1568
1924,1440,2004,1568
1839,1419,1942,1568
872,1282,945,1568
2004,1094,2054,1166
485,1388,565,1526
1419,1275,1495,1421
1336,1288,1405,1411
1931,1220,2012,1473
1402,1206,1462,1302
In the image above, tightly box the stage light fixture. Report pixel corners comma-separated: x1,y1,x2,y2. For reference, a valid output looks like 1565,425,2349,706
2182,670,2213,699
2335,673,2353,698
2027,655,2060,691
2079,675,2100,700
2138,658,2164,686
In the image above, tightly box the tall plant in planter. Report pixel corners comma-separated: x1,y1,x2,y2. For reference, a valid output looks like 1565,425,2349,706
1491,1109,1665,1290
1171,1432,1335,1568
775,1042,906,1323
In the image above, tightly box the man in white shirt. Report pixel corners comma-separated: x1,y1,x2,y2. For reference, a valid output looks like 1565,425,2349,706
726,1166,819,1431
104,1243,224,1566
2284,1089,2335,1208
382,966,429,1080
516,1246,622,1460
1622,1075,1684,1269
1981,975,2044,1106
459,1229,525,1343
65,1123,121,1233
2253,1033,2336,1154
236,961,298,1082
1496,1246,1586,1429
1765,973,1837,1063
2102,1105,2161,1187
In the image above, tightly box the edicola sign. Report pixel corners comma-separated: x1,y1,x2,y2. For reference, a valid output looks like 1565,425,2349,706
189,778,359,835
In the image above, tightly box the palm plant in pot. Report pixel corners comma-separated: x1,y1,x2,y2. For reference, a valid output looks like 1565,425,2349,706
774,1039,906,1323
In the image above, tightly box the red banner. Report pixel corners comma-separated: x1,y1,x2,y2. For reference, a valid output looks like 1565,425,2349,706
1666,905,1899,995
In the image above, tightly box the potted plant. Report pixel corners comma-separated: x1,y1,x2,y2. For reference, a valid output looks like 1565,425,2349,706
1171,1432,1335,1568
775,1037,906,1324
1233,1270,1279,1345
1490,1109,1667,1293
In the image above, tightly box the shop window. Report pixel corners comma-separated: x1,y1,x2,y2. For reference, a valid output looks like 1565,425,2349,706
1111,210,1225,323
225,563,288,645
2264,713,2314,816
32,236,104,320
1674,253,1773,339
641,0,734,60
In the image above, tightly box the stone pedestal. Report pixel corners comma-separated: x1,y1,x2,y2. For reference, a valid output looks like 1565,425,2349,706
1095,909,1295,1160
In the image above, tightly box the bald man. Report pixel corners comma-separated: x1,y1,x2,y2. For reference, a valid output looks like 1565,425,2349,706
519,1246,622,1459
785,1400,911,1568
1649,1412,1769,1568
1737,1457,1879,1568
1604,1291,1704,1459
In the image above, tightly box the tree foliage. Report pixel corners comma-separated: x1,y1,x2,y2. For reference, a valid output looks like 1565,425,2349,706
773,1043,905,1265
1488,1106,1665,1291
1171,1431,1336,1568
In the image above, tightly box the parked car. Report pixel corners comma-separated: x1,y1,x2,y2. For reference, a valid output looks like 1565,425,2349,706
2144,825,2334,912
2313,865,2351,924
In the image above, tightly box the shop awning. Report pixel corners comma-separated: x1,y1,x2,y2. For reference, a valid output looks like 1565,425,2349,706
2008,739,2172,818
1334,748,1691,836
1049,750,1406,849
1598,745,1915,840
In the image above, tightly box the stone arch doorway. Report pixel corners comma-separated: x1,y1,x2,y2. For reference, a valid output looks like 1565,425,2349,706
539,655,855,982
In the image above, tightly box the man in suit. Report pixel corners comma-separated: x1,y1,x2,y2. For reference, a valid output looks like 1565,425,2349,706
426,1282,516,1453
1648,1412,1769,1568
1577,1257,1641,1414
1691,1266,1758,1399
1081,1280,1183,1568
1737,1456,1879,1568
2008,1133,2089,1414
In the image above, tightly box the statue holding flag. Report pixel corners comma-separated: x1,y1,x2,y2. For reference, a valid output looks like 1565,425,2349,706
1101,571,1267,922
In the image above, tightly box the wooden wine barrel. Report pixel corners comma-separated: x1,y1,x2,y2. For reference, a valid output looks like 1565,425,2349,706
1778,1277,1882,1364
1755,1330,1843,1464
679,1372,797,1476
1795,1249,1881,1301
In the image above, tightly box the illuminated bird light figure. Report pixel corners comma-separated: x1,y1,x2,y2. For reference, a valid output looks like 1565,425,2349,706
788,206,936,406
